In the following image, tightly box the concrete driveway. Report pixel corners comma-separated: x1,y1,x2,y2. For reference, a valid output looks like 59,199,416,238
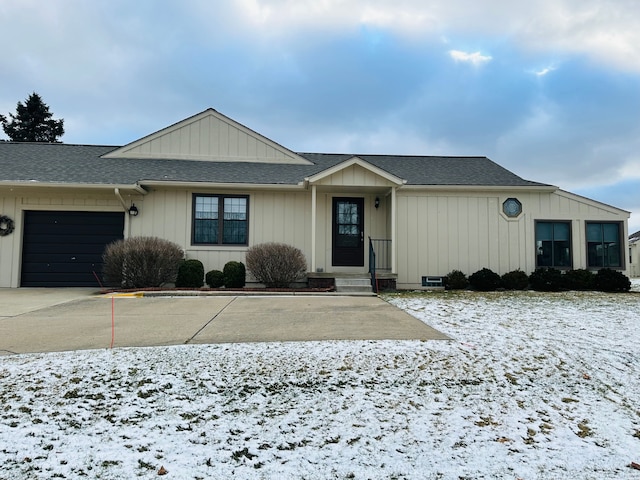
0,288,449,355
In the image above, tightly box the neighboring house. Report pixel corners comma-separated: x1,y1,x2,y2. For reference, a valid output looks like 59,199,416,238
630,231,640,278
0,108,631,289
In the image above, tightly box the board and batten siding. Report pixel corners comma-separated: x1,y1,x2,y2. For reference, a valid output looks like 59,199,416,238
130,189,313,276
395,189,629,289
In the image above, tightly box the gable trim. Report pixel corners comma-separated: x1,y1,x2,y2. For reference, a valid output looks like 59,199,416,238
305,156,406,186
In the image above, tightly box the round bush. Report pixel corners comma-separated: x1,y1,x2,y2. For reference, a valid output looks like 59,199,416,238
102,236,183,289
223,261,246,288
175,259,204,288
245,243,307,288
205,269,224,288
529,268,563,292
469,268,502,291
501,269,529,290
562,269,595,291
594,268,631,292
444,270,468,290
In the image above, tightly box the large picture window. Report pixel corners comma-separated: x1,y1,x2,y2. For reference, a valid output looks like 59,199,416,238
536,221,572,268
586,222,622,268
193,194,248,245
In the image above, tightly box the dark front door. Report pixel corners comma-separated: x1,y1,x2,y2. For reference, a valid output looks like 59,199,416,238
21,210,125,287
332,197,364,267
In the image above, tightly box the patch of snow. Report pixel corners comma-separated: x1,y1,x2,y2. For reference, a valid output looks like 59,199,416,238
0,289,639,479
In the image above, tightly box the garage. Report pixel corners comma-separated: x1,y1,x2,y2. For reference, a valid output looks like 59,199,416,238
21,211,124,287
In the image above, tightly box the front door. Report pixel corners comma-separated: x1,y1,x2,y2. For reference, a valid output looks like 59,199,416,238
332,197,364,267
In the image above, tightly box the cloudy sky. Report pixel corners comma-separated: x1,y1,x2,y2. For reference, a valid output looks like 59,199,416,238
1,0,639,231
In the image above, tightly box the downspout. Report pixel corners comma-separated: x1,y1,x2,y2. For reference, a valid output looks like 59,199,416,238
311,184,317,273
114,188,131,237
114,188,128,211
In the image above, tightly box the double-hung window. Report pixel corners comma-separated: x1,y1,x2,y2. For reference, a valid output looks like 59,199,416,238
535,221,572,268
586,222,622,268
192,194,248,245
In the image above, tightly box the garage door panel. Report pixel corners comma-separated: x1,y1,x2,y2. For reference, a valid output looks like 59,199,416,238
24,231,122,245
22,253,106,265
21,262,102,274
23,238,121,252
25,224,124,236
21,211,125,287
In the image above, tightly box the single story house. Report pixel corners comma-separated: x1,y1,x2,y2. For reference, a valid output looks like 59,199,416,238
0,108,631,289
630,231,640,278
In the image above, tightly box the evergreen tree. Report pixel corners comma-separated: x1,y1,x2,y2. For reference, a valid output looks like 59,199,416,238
1,92,64,142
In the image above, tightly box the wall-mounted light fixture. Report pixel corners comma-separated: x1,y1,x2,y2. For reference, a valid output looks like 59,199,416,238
374,197,380,209
128,204,139,216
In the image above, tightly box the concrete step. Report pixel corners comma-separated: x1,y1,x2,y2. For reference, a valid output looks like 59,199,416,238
334,277,373,293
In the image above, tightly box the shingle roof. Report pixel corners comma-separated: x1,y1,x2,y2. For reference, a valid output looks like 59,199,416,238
0,142,550,188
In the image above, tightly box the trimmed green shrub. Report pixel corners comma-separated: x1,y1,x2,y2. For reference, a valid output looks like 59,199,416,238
205,269,224,288
175,259,204,288
594,268,631,292
501,269,529,290
102,236,183,289
245,242,308,288
223,261,246,288
444,270,468,290
529,267,563,292
562,269,595,291
469,268,502,291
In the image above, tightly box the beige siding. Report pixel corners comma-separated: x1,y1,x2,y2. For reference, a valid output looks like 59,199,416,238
126,118,291,161
131,189,313,275
395,189,629,289
0,195,19,287
630,242,639,277
313,192,388,273
315,164,398,188
105,110,311,164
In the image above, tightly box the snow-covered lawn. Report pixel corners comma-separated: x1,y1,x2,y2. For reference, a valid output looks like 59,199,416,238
1,282,639,479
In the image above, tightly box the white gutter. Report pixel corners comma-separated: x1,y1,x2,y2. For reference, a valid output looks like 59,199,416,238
139,180,305,190
0,181,147,194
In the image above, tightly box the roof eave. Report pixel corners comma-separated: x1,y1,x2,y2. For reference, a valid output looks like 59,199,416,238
399,184,558,191
0,181,147,194
138,180,306,190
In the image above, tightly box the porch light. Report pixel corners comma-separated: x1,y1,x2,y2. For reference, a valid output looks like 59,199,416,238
374,197,380,209
128,204,139,216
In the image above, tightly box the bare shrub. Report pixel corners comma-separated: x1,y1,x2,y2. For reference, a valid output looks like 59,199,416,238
245,243,307,288
102,236,183,288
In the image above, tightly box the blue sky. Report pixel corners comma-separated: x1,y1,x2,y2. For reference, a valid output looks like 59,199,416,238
1,0,639,232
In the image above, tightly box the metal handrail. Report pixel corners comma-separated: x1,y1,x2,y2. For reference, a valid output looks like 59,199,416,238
369,237,392,293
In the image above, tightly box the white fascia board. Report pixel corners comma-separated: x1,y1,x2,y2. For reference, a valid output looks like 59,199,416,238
399,184,558,192
0,181,147,194
139,180,305,190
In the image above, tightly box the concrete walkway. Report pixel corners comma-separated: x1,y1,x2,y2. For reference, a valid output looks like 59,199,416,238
0,288,449,355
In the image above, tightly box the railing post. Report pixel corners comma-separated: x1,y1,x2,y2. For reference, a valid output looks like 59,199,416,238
369,237,377,293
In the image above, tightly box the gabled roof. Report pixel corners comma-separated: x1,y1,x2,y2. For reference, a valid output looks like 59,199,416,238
0,108,553,190
0,142,551,189
630,230,640,244
103,108,312,165
306,156,406,186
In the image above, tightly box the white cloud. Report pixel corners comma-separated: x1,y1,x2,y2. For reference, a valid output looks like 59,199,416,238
534,66,556,76
224,0,640,72
449,50,492,66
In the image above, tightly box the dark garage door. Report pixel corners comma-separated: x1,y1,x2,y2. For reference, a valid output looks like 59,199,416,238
21,211,124,287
